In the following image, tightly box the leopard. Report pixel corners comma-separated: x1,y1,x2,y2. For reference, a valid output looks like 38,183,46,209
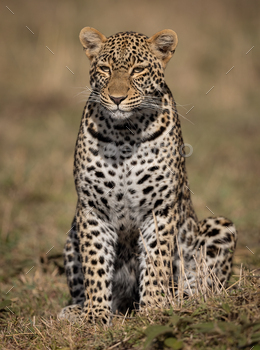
58,27,238,324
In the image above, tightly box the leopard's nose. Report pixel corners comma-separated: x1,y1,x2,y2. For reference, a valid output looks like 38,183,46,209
109,95,127,105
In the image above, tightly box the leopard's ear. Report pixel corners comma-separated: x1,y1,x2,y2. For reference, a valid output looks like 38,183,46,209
79,27,107,60
148,29,178,67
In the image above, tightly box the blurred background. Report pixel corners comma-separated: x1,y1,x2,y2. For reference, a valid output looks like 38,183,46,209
0,0,259,288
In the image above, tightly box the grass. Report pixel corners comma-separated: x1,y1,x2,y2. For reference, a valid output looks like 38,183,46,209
0,0,260,349
1,255,260,349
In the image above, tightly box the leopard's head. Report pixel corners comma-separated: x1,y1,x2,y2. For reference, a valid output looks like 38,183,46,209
80,27,178,120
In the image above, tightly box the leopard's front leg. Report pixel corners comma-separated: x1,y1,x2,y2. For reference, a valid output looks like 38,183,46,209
139,213,176,308
76,203,117,324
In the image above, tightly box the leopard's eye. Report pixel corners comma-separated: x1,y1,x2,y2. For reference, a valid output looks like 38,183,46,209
132,67,145,74
99,66,110,73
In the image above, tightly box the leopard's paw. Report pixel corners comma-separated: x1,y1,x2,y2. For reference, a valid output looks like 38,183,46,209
57,304,84,323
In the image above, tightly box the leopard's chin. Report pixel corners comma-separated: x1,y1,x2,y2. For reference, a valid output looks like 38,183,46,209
105,108,134,121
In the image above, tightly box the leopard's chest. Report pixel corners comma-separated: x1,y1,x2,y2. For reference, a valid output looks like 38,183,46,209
76,136,179,230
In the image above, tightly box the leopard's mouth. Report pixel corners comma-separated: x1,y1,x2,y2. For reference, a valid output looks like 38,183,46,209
99,97,144,120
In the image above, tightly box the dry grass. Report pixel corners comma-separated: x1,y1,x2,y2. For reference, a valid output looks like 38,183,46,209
0,0,260,349
1,250,260,349
1,213,260,350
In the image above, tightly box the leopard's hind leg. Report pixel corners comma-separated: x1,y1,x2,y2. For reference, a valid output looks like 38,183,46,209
196,216,238,287
176,216,237,293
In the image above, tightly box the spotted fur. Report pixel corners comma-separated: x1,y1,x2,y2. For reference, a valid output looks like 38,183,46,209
58,28,237,324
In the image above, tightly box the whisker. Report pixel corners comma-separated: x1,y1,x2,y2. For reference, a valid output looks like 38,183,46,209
174,101,194,111
142,95,162,101
175,111,194,125
74,91,92,98
140,103,163,111
78,89,193,126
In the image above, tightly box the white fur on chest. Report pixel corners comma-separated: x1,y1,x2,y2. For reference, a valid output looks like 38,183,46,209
78,133,178,231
